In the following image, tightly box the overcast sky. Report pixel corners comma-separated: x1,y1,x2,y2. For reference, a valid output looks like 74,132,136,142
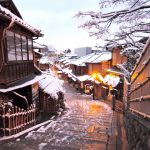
13,0,100,51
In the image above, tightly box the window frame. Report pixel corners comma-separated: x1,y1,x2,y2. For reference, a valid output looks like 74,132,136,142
5,30,34,62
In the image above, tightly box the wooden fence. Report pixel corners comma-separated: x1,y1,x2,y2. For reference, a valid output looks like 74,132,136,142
127,38,150,119
0,104,36,136
124,38,150,149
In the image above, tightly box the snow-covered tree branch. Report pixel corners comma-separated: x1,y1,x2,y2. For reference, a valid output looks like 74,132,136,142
75,0,150,72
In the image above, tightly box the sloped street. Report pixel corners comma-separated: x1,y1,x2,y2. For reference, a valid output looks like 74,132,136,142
0,81,114,150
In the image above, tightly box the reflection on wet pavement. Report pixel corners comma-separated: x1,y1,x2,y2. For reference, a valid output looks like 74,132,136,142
0,82,113,150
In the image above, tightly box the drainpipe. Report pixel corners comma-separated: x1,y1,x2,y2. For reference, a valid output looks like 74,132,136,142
0,18,15,72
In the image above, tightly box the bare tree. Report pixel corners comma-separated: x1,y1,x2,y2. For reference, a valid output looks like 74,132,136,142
75,0,150,72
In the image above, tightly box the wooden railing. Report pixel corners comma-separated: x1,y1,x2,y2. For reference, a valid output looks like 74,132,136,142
0,104,36,136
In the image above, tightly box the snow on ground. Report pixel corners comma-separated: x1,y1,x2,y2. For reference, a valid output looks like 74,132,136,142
38,143,48,150
0,81,114,150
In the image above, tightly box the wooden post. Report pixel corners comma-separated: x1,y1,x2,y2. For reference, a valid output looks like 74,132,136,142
2,105,6,136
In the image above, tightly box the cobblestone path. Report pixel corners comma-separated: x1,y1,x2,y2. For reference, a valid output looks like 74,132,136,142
0,82,113,150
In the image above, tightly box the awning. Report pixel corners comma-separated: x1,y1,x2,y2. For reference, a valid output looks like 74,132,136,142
103,74,120,87
0,74,45,93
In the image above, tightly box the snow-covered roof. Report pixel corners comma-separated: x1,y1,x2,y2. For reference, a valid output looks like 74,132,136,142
77,75,93,82
85,52,112,63
58,56,70,63
34,50,44,56
62,67,72,74
33,42,46,49
65,53,77,57
39,74,64,99
39,57,53,64
70,52,112,66
69,53,95,66
39,58,49,64
0,4,42,36
0,74,44,93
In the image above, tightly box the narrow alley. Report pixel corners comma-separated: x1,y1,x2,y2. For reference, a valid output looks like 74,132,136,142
0,81,115,150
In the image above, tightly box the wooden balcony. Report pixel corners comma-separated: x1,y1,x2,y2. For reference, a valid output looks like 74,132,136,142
0,61,34,84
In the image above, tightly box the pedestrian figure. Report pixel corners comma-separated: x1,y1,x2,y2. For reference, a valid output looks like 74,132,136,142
110,88,118,111
112,94,116,111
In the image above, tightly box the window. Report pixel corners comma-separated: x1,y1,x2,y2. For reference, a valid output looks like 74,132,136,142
6,30,33,62
22,36,28,60
6,31,16,61
15,33,22,60
28,38,33,60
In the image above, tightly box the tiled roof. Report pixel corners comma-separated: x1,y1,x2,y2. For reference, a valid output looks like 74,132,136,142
70,51,112,66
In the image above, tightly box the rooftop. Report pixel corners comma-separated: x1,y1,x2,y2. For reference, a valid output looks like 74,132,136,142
0,4,43,36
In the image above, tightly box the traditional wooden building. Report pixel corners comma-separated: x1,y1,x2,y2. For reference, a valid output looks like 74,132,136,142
39,57,51,71
34,50,43,68
39,74,65,115
0,0,43,136
68,52,112,97
68,48,127,100
85,52,112,99
111,46,127,66
33,42,45,68
70,53,97,76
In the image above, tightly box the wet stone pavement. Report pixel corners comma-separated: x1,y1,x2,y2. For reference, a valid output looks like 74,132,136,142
0,81,114,150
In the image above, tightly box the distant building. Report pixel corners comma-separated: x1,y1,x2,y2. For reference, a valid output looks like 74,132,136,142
74,47,92,57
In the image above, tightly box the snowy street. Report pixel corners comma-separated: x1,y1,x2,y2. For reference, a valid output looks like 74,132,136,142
0,81,114,150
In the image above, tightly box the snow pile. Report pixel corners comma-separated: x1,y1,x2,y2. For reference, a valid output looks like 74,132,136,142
77,75,93,82
62,67,72,74
25,131,35,139
39,74,65,99
39,57,53,64
36,121,56,133
38,143,47,150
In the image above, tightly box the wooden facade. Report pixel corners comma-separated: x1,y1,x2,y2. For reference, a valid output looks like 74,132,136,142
34,51,43,68
39,90,65,115
124,38,150,149
70,64,88,76
0,0,43,136
111,47,127,66
87,61,111,76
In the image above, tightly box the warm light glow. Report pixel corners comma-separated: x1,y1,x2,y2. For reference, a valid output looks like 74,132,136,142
98,74,104,82
92,73,97,78
104,73,120,87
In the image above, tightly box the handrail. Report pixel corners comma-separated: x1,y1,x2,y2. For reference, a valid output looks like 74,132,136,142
130,108,150,120
129,95,150,102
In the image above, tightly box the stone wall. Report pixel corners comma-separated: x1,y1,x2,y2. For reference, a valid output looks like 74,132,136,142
125,111,150,150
